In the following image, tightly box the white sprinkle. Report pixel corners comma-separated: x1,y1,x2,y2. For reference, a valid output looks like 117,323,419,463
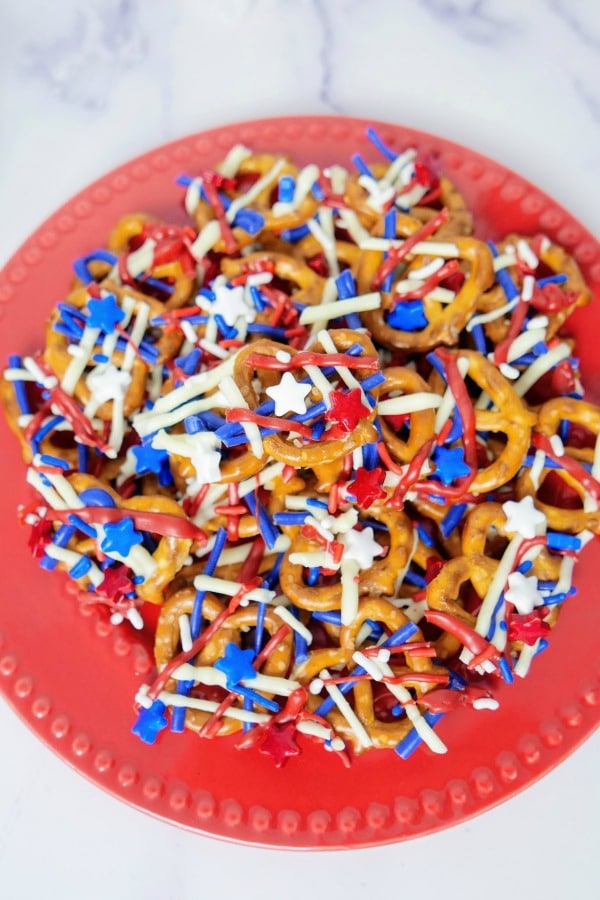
319,668,373,748
472,697,499,711
226,158,285,223
492,251,517,271
220,374,264,459
273,605,313,644
499,362,520,380
378,392,442,416
189,220,221,260
126,238,156,278
407,257,445,281
192,574,275,605
529,450,546,490
517,239,539,271
527,315,549,331
352,651,384,681
110,612,125,625
549,434,565,456
521,274,536,302
178,614,193,652
514,640,539,678
309,678,324,695
466,296,520,331
512,342,571,398
299,292,381,325
360,238,459,258
126,607,144,630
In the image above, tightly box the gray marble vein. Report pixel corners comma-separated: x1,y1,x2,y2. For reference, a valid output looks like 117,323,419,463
547,0,600,51
22,0,147,110
420,0,513,44
313,0,345,112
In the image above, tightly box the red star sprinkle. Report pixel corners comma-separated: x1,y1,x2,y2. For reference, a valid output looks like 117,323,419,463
350,467,386,509
507,611,551,646
28,517,53,559
325,388,370,435
258,722,301,768
96,566,135,603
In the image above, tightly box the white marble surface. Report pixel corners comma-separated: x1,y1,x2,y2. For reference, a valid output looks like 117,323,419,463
1,1,599,897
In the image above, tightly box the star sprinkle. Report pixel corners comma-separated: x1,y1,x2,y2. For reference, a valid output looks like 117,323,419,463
507,611,551,645
505,572,544,615
432,446,471,485
214,642,257,690
87,294,125,334
258,721,301,768
342,526,384,569
265,371,311,416
388,299,428,331
201,277,256,327
28,516,53,559
100,518,144,557
131,442,170,476
348,467,386,509
325,388,370,434
132,699,169,745
95,565,135,603
85,364,132,404
502,496,547,539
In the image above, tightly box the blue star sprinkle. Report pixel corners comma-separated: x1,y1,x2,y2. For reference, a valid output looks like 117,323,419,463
214,642,257,690
387,299,428,332
132,700,168,744
100,517,143,557
432,446,471,485
132,443,169,475
87,294,125,334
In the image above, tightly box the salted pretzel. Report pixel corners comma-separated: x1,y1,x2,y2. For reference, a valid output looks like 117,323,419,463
357,235,495,352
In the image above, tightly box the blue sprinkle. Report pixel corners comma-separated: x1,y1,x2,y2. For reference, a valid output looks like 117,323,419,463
213,314,237,338
233,208,265,235
66,514,97,539
77,444,88,474
37,453,70,471
535,638,549,655
546,532,581,551
366,126,398,161
498,657,514,683
278,175,295,203
73,250,118,285
30,415,65,455
470,322,487,354
8,355,31,415
487,241,520,302
351,153,375,178
417,524,435,547
403,570,426,587
247,323,287,340
132,700,168,745
306,567,320,586
382,208,397,293
69,556,92,579
175,348,202,376
290,605,309,664
249,285,267,311
335,269,356,300
517,560,533,574
394,711,444,760
306,498,329,510
311,181,325,201
537,274,567,287
427,352,448,383
440,503,467,538
279,224,311,242
388,299,428,331
272,512,308,526
244,492,280,550
191,527,227,638
253,601,267,656
175,173,193,187
79,487,117,508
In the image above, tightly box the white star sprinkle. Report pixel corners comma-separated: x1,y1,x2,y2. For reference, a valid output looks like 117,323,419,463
502,496,546,539
85,364,132,404
505,572,544,615
197,276,256,328
341,526,384,570
265,372,311,416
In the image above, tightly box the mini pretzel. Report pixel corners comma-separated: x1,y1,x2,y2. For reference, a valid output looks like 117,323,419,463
450,350,537,494
536,398,600,465
294,598,442,751
357,236,495,352
279,505,414,612
192,154,319,252
154,586,294,736
378,366,439,464
220,250,325,308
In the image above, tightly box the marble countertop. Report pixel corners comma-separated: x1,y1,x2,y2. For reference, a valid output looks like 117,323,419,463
1,1,599,898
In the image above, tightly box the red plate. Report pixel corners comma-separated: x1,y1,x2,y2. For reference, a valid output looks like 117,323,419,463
0,116,599,848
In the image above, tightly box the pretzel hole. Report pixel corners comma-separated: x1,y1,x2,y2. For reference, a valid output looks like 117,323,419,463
537,471,584,510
